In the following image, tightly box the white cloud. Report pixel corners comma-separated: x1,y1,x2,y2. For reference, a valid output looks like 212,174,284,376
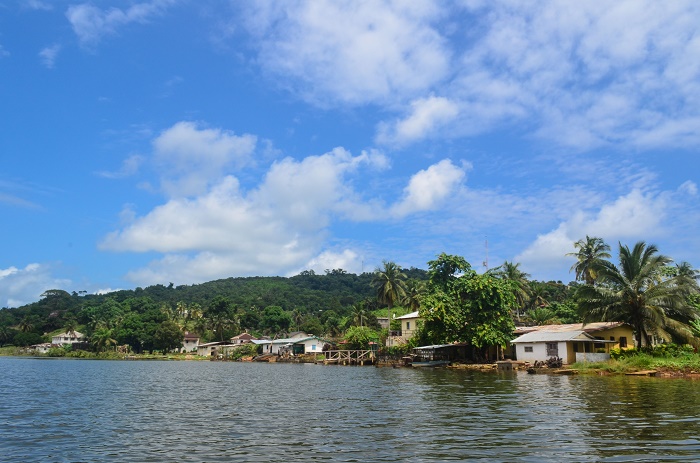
96,154,144,179
0,263,71,308
242,1,451,105
516,187,676,280
152,121,257,197
300,249,361,275
376,96,459,146
23,0,52,10
391,159,467,217
38,44,61,69
100,146,387,285
66,0,176,47
0,45,9,58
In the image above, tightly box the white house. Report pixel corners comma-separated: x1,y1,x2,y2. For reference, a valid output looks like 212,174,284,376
51,331,85,346
253,335,325,355
511,330,615,364
181,332,200,353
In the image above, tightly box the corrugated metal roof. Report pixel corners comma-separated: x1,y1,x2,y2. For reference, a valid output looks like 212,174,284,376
396,311,420,320
511,330,597,343
514,322,626,335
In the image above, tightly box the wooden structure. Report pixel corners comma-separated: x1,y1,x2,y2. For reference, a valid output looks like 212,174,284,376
321,349,376,366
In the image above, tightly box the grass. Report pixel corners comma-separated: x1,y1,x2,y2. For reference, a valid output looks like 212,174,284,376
570,353,700,375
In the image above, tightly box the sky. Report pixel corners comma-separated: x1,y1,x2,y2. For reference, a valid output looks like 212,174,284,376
1,0,700,307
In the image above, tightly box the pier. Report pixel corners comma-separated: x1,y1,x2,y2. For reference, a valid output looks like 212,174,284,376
320,349,376,366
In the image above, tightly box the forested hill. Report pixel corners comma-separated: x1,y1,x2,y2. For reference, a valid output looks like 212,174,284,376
0,268,431,347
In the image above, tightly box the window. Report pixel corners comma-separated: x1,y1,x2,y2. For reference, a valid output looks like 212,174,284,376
406,322,411,330
311,344,317,351
594,336,604,349
546,343,558,357
610,336,615,341
619,337,628,348
524,346,533,353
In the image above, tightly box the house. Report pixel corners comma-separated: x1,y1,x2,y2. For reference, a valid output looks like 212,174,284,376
30,343,53,354
511,330,618,364
230,332,257,345
253,335,326,356
181,332,200,353
514,322,634,351
51,331,85,347
396,311,421,340
197,341,237,357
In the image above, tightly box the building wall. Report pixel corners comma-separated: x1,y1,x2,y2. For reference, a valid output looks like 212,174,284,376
515,341,574,363
591,326,634,349
401,318,420,340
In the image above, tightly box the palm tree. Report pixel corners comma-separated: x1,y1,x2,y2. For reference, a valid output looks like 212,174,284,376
489,261,531,320
351,303,368,327
402,279,426,313
577,241,700,348
567,236,612,285
18,317,34,333
526,307,560,326
63,317,79,337
91,327,117,352
372,261,407,337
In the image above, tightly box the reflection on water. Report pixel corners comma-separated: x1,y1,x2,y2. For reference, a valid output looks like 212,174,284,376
1,357,699,462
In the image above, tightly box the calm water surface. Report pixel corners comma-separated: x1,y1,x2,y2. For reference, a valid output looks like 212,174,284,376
1,357,700,462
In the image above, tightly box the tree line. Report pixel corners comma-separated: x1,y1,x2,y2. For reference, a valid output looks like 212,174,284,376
1,237,698,355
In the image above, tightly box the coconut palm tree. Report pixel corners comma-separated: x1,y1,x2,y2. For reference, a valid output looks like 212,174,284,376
18,317,34,333
576,241,700,348
402,279,426,313
351,303,368,327
91,327,117,352
567,236,612,285
372,261,407,334
63,317,79,337
489,261,531,320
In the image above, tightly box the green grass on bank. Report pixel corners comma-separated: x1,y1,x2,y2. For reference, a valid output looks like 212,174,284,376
571,353,700,374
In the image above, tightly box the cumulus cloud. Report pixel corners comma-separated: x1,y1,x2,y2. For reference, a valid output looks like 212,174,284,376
242,1,451,105
245,2,700,150
100,146,389,285
376,96,460,146
152,121,257,197
515,187,677,280
38,44,61,68
391,159,467,218
0,263,71,308
66,0,176,47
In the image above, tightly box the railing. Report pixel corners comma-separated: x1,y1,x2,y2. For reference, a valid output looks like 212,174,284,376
322,350,376,365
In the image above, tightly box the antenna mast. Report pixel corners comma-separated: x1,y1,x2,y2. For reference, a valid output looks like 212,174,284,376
483,236,489,270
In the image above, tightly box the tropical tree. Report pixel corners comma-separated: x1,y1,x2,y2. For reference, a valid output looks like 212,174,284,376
63,317,79,337
576,241,700,348
402,279,426,313
489,261,531,320
419,253,517,359
91,327,117,352
351,302,368,327
18,317,34,333
526,307,560,326
567,236,612,285
372,260,408,330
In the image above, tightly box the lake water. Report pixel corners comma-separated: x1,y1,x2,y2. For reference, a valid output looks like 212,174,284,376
1,357,700,462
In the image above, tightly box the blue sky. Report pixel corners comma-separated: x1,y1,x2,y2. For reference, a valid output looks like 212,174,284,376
2,1,700,307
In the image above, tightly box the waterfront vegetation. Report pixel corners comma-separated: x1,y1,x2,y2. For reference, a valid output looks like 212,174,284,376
1,237,699,375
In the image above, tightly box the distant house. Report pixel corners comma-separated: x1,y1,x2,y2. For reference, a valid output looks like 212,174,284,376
253,334,326,356
51,331,85,347
30,343,53,354
230,333,257,345
181,332,200,353
197,341,236,357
